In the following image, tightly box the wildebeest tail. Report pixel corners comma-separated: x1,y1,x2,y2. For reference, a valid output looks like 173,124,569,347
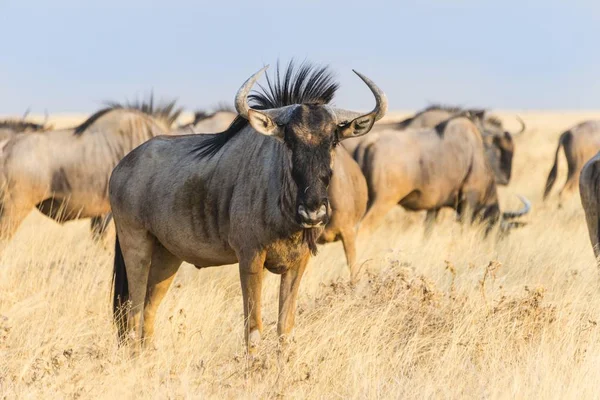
544,131,571,200
112,234,129,343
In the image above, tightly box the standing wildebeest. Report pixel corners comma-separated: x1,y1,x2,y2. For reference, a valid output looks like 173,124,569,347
347,105,526,186
179,106,237,133
579,151,600,265
356,115,530,237
110,61,387,353
545,120,600,205
318,146,368,280
0,99,181,241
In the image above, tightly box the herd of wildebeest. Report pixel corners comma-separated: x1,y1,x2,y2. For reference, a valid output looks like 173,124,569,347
2,61,600,355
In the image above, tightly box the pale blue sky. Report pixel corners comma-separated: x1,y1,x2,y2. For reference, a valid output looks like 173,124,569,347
1,0,599,113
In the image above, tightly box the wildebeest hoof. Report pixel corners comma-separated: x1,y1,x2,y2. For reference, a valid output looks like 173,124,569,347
247,329,261,355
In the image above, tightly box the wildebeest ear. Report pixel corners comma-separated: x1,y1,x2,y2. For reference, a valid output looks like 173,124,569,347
337,112,377,140
247,109,284,138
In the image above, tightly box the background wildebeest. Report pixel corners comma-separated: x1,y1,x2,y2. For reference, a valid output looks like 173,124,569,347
346,105,526,186
110,61,387,353
0,115,52,146
579,151,600,266
545,120,600,205
318,146,368,281
0,98,181,242
179,105,237,133
355,115,530,238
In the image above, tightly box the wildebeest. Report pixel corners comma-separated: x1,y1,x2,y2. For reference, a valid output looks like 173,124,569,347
318,146,368,281
346,105,526,186
579,151,600,265
355,115,530,237
544,120,600,205
0,117,52,146
179,106,237,133
109,61,387,353
0,99,181,242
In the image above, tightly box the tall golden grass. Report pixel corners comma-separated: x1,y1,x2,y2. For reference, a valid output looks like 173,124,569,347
1,111,600,398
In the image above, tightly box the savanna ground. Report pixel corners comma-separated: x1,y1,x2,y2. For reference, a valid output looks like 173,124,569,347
1,111,600,398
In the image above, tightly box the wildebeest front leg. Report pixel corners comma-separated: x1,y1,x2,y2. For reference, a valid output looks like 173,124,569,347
142,244,182,343
277,252,310,342
239,251,266,355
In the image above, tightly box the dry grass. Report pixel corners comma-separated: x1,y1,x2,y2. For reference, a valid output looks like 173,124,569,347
2,111,600,398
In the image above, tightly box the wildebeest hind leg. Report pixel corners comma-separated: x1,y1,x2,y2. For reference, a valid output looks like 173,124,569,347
142,243,182,343
277,251,310,343
116,225,154,350
340,228,358,282
0,197,35,241
238,250,266,355
357,198,397,238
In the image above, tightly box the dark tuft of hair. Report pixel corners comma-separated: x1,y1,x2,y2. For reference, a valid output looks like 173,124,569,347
74,93,183,135
248,60,339,110
485,115,503,128
424,104,465,114
190,60,339,159
0,119,48,132
303,228,320,255
105,93,183,127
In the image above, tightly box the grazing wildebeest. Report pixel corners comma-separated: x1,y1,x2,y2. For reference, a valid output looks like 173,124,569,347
579,151,600,265
318,146,368,281
544,120,600,205
355,115,530,237
0,99,181,242
110,61,387,353
347,105,526,186
179,106,237,133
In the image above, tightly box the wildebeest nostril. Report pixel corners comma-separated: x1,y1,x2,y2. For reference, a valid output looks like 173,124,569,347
298,204,310,220
316,204,327,218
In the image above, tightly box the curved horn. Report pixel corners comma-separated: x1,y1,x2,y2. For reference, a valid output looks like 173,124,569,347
503,194,531,219
22,107,31,121
331,71,388,124
513,116,526,136
235,65,269,119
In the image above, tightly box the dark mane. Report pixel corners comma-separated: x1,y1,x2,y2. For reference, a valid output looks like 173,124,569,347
190,60,339,159
423,104,465,114
105,94,183,127
189,103,236,125
485,115,503,128
433,110,480,137
0,119,47,132
73,108,114,135
74,94,183,136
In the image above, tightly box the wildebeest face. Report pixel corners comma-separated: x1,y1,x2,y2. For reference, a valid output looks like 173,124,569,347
247,104,377,227
249,105,337,227
484,130,514,185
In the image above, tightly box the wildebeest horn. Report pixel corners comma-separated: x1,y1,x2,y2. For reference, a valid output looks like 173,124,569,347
235,65,269,119
331,70,388,124
502,195,531,219
513,116,526,136
22,107,31,120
